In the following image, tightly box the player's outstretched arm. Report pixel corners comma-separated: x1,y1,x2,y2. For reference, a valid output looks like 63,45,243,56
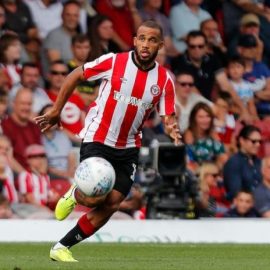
34,66,85,132
162,114,181,146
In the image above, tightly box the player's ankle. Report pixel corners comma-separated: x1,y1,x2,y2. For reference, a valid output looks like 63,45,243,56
53,242,66,250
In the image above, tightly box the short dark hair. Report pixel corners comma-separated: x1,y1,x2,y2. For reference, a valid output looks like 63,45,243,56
63,0,80,9
139,20,163,40
50,60,66,66
175,70,194,79
72,34,90,46
235,189,254,199
39,104,53,116
186,30,207,44
237,124,261,149
22,62,39,73
227,56,245,68
238,124,261,140
216,90,232,105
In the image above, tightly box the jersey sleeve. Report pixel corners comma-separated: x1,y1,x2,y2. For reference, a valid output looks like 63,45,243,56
157,73,175,116
83,53,114,81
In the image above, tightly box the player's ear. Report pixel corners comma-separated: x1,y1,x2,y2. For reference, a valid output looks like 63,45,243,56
133,36,137,47
158,41,164,50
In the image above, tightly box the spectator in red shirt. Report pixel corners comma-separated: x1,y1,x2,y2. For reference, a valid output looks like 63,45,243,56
47,60,85,145
2,87,42,169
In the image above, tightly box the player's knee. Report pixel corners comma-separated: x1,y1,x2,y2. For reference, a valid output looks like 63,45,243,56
104,201,120,214
83,195,107,208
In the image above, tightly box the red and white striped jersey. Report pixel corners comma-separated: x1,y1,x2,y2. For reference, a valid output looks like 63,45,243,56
17,171,50,206
79,51,175,148
2,165,18,203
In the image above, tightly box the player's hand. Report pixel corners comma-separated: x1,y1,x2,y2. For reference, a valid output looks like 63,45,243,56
34,108,61,132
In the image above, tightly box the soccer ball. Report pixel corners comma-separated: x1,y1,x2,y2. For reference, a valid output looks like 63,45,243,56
74,157,116,197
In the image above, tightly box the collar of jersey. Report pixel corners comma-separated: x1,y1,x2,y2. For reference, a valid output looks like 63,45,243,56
131,51,156,72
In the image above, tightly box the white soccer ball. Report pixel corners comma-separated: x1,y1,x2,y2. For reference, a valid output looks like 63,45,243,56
74,157,116,197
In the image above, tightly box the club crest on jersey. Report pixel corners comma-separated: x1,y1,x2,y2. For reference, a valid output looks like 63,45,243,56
150,84,160,96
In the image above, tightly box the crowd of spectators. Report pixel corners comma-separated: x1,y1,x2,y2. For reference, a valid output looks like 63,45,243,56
1,0,270,220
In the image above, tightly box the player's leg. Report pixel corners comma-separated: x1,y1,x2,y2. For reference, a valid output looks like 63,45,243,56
55,185,107,221
51,144,139,261
54,142,112,221
50,189,125,262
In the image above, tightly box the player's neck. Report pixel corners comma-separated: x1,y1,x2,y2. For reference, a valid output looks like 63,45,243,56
132,52,156,71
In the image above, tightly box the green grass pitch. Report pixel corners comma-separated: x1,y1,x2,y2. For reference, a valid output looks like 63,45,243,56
1,243,270,270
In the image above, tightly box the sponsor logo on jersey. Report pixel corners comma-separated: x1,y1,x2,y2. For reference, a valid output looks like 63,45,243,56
114,91,153,110
150,84,160,96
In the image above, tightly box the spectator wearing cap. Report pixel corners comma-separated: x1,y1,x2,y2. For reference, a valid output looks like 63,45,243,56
17,144,59,208
236,33,270,113
228,13,266,62
223,1,270,63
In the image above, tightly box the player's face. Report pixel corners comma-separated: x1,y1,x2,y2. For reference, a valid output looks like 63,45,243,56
134,26,163,68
